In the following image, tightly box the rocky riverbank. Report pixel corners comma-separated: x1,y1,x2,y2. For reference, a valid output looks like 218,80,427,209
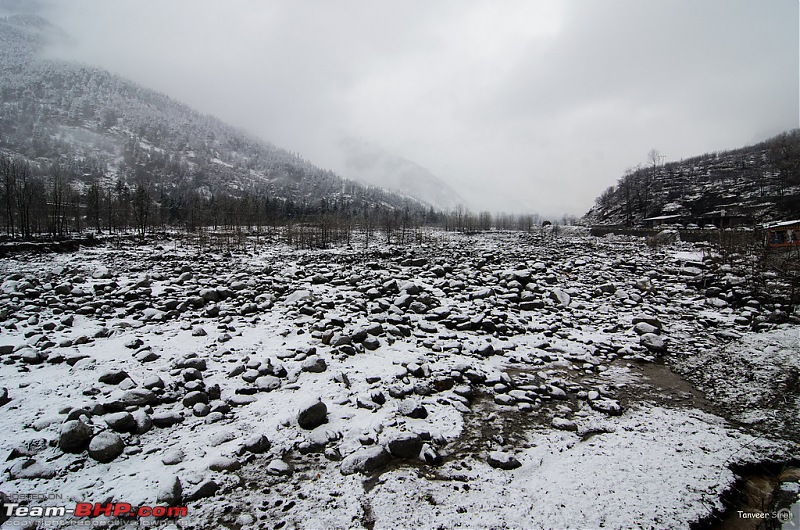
0,230,797,528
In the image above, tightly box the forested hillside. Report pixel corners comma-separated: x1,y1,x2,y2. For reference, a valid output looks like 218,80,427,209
0,15,435,241
585,131,800,226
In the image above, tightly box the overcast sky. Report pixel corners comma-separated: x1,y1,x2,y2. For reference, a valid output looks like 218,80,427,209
23,0,800,216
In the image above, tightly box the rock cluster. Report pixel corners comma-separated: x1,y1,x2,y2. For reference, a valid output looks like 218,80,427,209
0,231,796,526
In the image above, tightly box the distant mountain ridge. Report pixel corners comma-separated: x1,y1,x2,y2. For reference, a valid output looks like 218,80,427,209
334,136,465,212
0,14,429,218
584,131,800,226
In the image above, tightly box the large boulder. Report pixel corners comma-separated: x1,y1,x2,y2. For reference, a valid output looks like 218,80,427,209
340,447,391,475
104,412,136,433
156,475,182,505
88,432,125,463
640,333,666,354
385,433,423,459
301,356,327,373
59,420,93,453
297,400,328,429
487,451,521,470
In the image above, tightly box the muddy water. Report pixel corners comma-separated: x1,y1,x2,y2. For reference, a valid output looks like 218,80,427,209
470,358,800,529
598,358,716,412
448,356,718,461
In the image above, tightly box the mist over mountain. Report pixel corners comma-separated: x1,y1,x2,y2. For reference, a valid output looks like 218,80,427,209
584,132,800,227
0,14,430,227
332,135,465,212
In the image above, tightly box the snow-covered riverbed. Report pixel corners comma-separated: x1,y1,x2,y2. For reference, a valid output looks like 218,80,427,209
0,231,797,528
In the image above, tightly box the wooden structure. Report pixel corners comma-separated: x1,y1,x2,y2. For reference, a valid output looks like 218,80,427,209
765,220,800,249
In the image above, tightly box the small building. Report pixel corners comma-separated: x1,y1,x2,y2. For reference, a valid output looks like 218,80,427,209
643,214,683,228
765,220,800,249
697,210,749,229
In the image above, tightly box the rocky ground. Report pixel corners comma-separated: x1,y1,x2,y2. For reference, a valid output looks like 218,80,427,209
0,230,798,529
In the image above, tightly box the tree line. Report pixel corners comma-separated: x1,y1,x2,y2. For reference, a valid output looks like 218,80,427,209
593,132,800,226
1,154,562,249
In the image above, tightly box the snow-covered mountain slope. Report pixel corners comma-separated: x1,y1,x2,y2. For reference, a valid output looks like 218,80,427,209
0,15,429,215
585,131,800,226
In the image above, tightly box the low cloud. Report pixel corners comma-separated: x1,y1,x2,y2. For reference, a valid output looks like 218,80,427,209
35,0,799,216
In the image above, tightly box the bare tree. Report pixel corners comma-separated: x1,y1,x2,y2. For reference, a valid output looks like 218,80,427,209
85,181,102,233
1,156,16,236
50,165,67,237
15,162,36,240
132,181,151,239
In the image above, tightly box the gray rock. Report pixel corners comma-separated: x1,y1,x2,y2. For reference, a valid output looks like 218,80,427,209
398,400,428,419
7,438,48,459
120,389,157,406
7,458,57,479
182,391,209,407
266,459,293,476
98,370,130,385
298,399,328,429
242,369,260,383
104,412,136,433
654,229,679,245
59,420,93,453
340,446,391,475
125,338,144,349
285,290,313,304
151,411,184,428
549,288,571,307
241,434,271,454
135,350,159,363
20,348,45,365
632,314,663,330
331,334,352,347
635,277,653,292
182,368,203,381
640,333,666,354
185,479,219,501
386,433,423,459
208,431,236,447
193,403,210,417
208,456,241,472
551,417,578,431
633,322,659,335
590,398,623,416
88,432,125,463
255,375,281,391
400,282,422,295
470,288,494,300
176,357,207,371
301,356,327,373
494,394,516,406
228,395,257,407
156,475,182,505
363,337,381,350
131,410,153,434
487,451,521,470
420,443,442,465
161,448,185,465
